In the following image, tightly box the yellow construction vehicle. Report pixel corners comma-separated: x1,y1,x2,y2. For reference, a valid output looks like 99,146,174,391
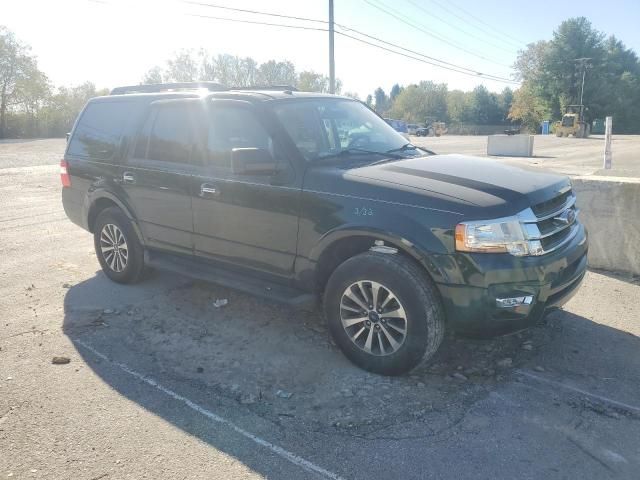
554,105,590,138
416,121,447,137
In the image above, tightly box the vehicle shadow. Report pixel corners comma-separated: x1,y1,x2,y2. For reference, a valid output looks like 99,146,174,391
62,271,640,476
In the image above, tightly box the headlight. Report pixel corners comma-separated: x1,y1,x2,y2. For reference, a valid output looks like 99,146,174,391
455,217,543,256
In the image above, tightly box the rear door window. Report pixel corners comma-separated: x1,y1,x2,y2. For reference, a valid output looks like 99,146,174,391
68,101,136,160
207,106,273,170
147,105,193,163
132,103,198,165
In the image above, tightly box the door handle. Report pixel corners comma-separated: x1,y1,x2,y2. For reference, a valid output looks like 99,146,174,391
200,183,219,197
122,171,136,184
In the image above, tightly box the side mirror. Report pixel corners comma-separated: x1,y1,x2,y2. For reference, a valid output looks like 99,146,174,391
231,147,278,176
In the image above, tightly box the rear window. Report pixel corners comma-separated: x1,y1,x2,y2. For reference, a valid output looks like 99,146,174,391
68,101,136,160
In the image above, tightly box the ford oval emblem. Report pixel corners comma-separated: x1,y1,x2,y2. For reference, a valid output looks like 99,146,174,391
554,209,576,225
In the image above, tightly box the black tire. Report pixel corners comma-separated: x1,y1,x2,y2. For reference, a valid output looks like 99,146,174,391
324,251,445,375
93,207,145,284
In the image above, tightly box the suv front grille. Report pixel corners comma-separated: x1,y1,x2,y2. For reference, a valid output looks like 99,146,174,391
519,188,580,255
531,189,572,217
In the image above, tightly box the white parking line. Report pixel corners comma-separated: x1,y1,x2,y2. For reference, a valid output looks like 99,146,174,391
516,369,640,414
74,338,345,480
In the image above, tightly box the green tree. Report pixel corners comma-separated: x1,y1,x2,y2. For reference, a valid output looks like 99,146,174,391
387,81,447,123
466,85,501,124
513,17,640,132
389,83,402,102
508,84,550,132
387,85,424,122
40,82,109,137
297,70,341,93
373,87,388,113
0,26,48,138
446,90,470,124
497,87,514,123
256,60,297,86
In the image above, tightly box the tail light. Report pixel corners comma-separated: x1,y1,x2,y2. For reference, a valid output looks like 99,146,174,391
60,159,71,187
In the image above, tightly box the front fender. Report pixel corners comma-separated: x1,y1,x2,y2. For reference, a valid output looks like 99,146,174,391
306,220,454,285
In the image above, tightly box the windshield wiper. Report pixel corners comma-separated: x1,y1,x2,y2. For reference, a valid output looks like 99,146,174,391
387,143,437,156
318,148,404,161
386,142,417,153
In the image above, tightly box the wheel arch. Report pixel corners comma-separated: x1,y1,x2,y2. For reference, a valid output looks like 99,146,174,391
309,228,448,292
86,192,145,245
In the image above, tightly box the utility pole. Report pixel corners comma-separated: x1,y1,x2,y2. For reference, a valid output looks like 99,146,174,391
329,0,335,94
574,57,592,105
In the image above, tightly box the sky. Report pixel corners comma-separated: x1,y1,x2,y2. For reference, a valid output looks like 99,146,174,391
3,0,640,99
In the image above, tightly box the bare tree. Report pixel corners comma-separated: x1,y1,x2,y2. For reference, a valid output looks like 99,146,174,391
142,66,164,85
166,50,199,82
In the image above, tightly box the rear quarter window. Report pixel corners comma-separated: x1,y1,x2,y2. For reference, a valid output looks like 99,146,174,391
68,101,138,161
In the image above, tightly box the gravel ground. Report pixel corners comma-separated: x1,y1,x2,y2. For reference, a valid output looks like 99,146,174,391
1,139,639,479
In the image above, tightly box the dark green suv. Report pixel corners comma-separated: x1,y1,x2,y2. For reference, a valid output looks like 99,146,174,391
61,83,588,375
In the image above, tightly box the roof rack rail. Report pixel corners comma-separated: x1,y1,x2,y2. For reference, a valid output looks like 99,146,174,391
229,85,298,92
110,82,300,96
110,82,226,95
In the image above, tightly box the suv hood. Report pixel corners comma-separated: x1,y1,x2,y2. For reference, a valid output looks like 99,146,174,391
346,154,570,217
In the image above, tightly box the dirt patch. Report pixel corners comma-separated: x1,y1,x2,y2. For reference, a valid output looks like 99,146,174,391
65,276,557,438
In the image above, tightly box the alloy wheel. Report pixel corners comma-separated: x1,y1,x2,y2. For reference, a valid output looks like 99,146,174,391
100,223,128,273
340,280,408,356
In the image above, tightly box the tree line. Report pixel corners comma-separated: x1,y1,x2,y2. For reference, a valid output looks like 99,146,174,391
1,17,639,139
0,29,343,139
370,82,514,128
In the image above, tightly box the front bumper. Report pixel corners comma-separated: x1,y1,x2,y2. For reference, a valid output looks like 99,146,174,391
435,223,588,335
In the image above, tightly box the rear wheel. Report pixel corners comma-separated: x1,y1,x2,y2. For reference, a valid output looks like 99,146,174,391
324,252,445,375
93,207,145,284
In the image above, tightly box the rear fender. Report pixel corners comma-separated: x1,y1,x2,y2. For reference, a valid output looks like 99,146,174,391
85,188,145,246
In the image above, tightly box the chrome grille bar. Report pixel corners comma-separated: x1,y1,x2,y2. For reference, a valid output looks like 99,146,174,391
516,190,580,255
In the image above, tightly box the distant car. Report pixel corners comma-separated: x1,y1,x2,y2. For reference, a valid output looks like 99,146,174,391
384,118,410,140
407,123,419,135
415,122,447,137
415,127,429,137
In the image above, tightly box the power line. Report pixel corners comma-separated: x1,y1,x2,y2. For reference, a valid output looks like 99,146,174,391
335,31,518,84
186,12,328,32
404,0,518,53
334,24,517,82
181,1,327,25
425,0,526,49
87,0,518,85
364,0,512,68
183,0,518,83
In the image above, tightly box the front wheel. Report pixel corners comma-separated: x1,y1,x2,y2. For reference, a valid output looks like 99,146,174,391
324,252,445,375
93,207,146,284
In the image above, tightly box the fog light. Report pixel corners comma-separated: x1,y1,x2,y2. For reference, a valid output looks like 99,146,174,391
496,295,534,308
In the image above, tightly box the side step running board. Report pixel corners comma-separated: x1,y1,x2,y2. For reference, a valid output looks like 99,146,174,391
147,251,317,310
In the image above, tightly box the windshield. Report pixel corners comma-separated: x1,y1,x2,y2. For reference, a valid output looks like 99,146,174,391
272,99,411,161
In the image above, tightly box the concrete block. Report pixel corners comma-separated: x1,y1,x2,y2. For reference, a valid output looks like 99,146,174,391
572,175,640,275
487,134,534,157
